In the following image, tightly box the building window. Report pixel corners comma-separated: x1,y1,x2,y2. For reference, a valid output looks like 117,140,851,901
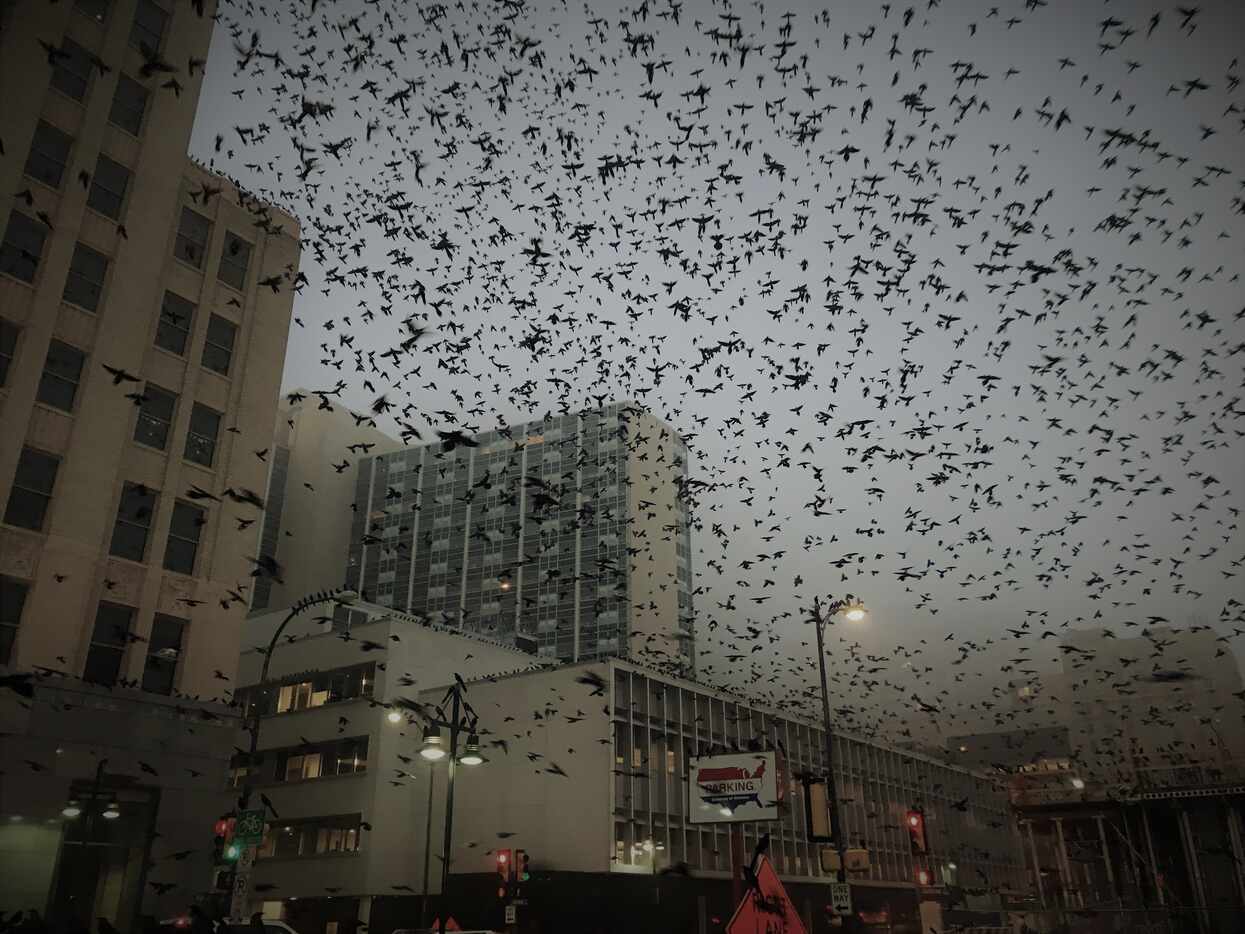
233,663,375,719
129,0,167,51
217,232,252,290
154,290,194,355
36,340,85,412
0,576,29,664
141,613,185,694
202,314,236,375
163,500,202,574
75,0,109,22
0,318,19,386
109,481,157,561
108,74,148,135
84,602,133,685
174,207,211,268
134,384,176,450
86,155,131,220
258,814,362,860
62,242,109,311
1,211,48,283
24,121,74,189
184,403,221,467
3,447,60,531
240,736,370,785
50,38,93,101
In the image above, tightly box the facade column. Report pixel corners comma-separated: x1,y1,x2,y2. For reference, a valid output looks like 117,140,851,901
1095,815,1117,903
1141,806,1165,906
1024,820,1046,909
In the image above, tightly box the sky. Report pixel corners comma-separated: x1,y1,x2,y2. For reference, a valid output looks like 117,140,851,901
186,0,1245,742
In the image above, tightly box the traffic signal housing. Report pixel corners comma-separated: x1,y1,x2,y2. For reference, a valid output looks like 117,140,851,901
906,810,927,854
213,817,237,864
496,848,512,897
515,849,530,882
916,867,933,887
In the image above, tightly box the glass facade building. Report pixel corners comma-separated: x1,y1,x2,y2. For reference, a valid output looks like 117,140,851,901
345,403,695,671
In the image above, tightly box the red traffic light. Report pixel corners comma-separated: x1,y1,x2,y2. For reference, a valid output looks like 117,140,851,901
496,848,512,881
214,818,230,837
906,810,927,853
917,868,933,886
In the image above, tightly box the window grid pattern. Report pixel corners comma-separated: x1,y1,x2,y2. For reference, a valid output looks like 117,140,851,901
607,665,1028,890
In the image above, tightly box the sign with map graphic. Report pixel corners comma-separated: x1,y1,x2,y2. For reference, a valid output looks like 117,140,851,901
689,752,778,823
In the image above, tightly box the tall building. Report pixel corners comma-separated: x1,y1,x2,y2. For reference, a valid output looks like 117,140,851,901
250,391,402,612
0,0,298,925
344,403,696,674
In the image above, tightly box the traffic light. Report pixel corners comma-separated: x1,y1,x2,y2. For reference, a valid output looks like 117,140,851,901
916,867,933,887
496,848,511,896
515,849,530,882
906,810,927,854
213,817,237,864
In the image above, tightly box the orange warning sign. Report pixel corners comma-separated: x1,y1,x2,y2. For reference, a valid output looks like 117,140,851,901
725,855,808,934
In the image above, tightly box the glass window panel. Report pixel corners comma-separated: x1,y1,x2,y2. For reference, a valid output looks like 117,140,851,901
217,231,252,290
62,242,109,311
202,314,236,374
24,121,73,189
108,74,148,135
50,38,93,101
85,602,133,685
1,211,48,283
109,482,156,561
36,340,85,412
163,500,202,573
129,0,167,51
184,402,221,467
86,155,131,219
142,613,184,694
154,290,194,355
174,206,211,267
0,576,30,665
4,448,59,530
133,384,176,450
0,318,16,386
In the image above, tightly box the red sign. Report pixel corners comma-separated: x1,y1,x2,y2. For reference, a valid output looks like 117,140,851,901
725,855,807,934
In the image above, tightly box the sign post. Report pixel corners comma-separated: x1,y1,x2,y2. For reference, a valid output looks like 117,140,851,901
829,882,852,916
229,809,265,919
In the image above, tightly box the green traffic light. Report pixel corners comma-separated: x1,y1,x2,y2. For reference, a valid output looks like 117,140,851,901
224,843,241,861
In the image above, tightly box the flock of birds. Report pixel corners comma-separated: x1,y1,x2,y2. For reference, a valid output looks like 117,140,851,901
9,0,1245,910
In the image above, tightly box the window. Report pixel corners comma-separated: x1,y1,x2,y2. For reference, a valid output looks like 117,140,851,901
4,448,60,531
36,340,85,412
258,814,362,860
141,613,185,694
0,576,29,664
62,242,109,311
24,121,73,189
109,481,157,561
0,319,17,386
134,384,176,450
84,602,133,685
184,403,221,467
174,207,211,268
1,211,48,283
234,663,375,718
217,232,252,290
75,0,109,22
86,155,131,219
155,291,194,354
108,74,148,135
202,314,236,375
129,0,167,51
163,500,202,574
50,38,93,101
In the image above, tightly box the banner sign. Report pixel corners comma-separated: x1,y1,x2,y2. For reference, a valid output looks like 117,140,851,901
689,752,778,823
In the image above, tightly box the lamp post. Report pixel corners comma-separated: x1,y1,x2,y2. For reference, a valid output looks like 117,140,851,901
419,760,437,928
230,588,356,917
808,595,866,927
419,681,485,934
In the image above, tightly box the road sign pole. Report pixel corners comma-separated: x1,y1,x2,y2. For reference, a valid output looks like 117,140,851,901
230,845,256,919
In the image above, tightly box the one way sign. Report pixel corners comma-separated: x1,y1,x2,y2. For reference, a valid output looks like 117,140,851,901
829,882,852,916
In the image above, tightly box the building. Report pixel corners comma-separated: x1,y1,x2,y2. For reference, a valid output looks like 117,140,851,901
1,0,298,925
249,391,402,612
231,600,546,933
237,645,1030,934
344,403,697,674
945,726,1072,774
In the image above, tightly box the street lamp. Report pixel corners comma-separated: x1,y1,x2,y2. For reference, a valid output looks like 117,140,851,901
807,595,868,929
387,709,403,724
420,726,447,761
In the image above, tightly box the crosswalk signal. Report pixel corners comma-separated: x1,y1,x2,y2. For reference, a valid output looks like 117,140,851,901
515,849,530,882
906,810,927,854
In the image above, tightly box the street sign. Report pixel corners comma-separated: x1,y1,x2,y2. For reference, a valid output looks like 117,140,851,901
234,809,266,848
829,882,852,916
725,855,806,934
504,906,516,924
689,752,778,824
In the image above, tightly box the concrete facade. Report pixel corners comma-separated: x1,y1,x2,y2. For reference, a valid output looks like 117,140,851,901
249,393,402,612
344,403,696,674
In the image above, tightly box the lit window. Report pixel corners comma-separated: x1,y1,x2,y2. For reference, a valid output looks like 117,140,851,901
0,211,48,283
173,207,211,268
62,242,109,311
109,481,157,561
35,340,85,412
84,602,134,685
133,384,176,449
86,155,131,219
163,501,203,574
184,402,221,467
108,74,149,135
24,121,73,189
3,447,60,531
217,231,252,290
154,291,194,355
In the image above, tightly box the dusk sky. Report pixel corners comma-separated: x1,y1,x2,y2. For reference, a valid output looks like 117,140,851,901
186,0,1244,739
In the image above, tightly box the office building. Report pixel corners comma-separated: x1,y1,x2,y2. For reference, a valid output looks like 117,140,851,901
345,403,696,674
243,657,1028,934
0,0,298,925
250,391,402,612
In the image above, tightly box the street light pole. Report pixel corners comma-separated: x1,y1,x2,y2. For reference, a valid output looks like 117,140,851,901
229,588,356,918
420,765,436,928
810,595,865,929
438,686,462,934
